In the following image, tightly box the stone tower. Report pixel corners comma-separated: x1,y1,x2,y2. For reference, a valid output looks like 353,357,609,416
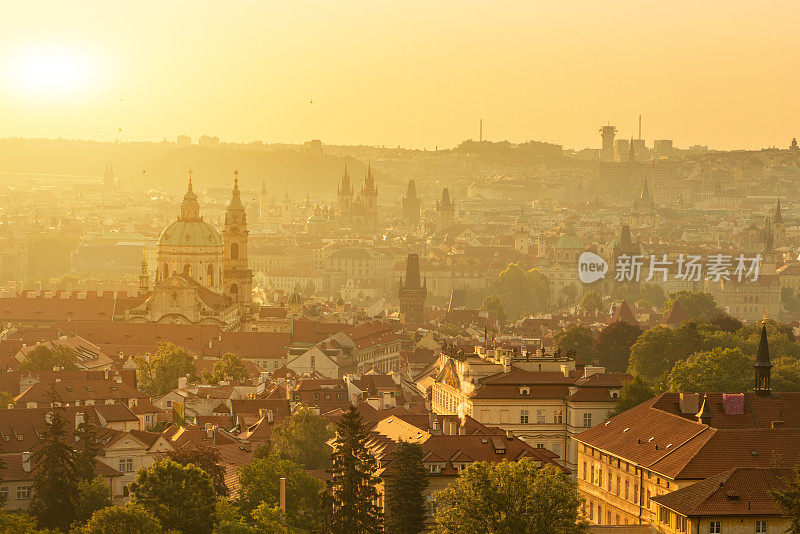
399,253,427,324
222,171,253,311
402,180,421,226
338,164,353,213
139,250,150,294
773,199,785,246
437,188,455,232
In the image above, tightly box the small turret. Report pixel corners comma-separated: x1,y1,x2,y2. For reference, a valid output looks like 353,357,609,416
696,394,714,425
754,323,773,396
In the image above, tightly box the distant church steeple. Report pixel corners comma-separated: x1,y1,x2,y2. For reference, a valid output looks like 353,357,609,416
139,250,150,293
180,170,201,221
754,322,773,397
103,163,115,189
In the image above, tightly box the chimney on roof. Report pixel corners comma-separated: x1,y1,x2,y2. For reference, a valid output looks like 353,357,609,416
267,409,274,424
177,376,188,390
679,393,700,414
22,451,31,473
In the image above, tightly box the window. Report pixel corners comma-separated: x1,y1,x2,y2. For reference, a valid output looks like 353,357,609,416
646,489,651,510
756,521,767,533
624,479,629,500
123,485,130,498
582,462,587,480
590,465,595,484
616,475,620,495
536,410,545,424
16,485,31,500
0,487,7,501
553,409,563,423
520,410,529,424
428,464,441,474
427,496,436,516
709,521,721,533
118,458,133,472
598,469,603,487
536,443,545,449
583,413,593,427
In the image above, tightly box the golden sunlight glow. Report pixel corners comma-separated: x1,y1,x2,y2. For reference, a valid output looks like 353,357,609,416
6,44,98,100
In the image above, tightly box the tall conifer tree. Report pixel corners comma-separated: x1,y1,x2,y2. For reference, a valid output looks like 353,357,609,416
323,405,382,534
384,440,428,534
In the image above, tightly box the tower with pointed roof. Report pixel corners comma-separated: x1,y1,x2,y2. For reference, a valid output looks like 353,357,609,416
338,164,353,213
399,253,427,324
363,164,378,214
402,180,421,226
773,199,785,246
761,216,776,276
437,188,455,232
754,323,773,396
222,171,253,313
103,163,115,189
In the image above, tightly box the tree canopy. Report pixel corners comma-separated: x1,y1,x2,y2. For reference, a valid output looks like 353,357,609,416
203,353,248,385
433,461,587,534
134,342,197,396
166,445,229,496
663,291,720,322
270,406,334,470
593,321,642,372
19,345,78,371
666,347,752,393
554,326,594,362
80,504,163,534
488,263,550,319
130,458,216,534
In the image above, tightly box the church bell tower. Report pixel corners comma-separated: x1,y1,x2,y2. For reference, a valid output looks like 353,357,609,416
222,171,253,315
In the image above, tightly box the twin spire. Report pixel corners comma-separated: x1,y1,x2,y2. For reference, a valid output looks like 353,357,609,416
180,169,243,221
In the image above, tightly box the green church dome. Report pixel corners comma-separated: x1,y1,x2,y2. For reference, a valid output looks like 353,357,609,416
555,233,584,250
158,220,223,248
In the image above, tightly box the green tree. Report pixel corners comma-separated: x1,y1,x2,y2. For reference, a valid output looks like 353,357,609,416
578,291,603,315
773,357,800,392
553,326,594,361
480,295,507,326
0,510,53,534
610,376,654,416
80,504,163,534
19,345,78,371
30,392,79,532
666,347,752,393
323,405,382,534
130,458,216,534
166,445,229,496
629,326,685,381
236,455,322,531
251,504,287,534
271,406,334,470
74,477,112,525
134,342,196,396
384,441,428,534
204,353,249,385
772,463,800,534
74,421,103,482
638,284,667,308
593,322,642,372
663,291,720,322
709,313,743,333
488,264,549,319
433,461,587,534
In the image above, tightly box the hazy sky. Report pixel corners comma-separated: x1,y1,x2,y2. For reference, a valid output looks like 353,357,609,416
1,1,797,150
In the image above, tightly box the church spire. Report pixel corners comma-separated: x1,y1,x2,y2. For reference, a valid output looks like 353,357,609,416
628,137,635,162
180,169,200,221
775,198,783,224
754,321,773,396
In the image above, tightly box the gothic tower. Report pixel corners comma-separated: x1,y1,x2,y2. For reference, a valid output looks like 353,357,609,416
761,216,776,276
773,199,785,246
402,180,421,226
437,187,455,232
103,163,115,189
363,164,378,215
223,171,253,312
338,164,353,213
399,253,427,324
139,250,150,294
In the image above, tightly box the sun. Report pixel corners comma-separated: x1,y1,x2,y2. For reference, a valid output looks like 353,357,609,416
6,43,98,100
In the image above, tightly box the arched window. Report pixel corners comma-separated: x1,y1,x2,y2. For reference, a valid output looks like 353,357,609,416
163,263,169,280
230,283,239,295
231,242,239,260
206,264,214,287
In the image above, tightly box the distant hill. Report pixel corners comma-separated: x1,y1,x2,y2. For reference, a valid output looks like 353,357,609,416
0,138,396,196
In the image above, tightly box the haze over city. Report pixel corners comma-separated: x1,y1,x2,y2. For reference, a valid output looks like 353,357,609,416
2,0,799,149
3,2,800,534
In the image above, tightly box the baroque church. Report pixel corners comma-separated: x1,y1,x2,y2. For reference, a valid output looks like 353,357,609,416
127,171,253,330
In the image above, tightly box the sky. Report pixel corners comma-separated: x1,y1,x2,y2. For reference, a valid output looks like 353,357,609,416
0,1,798,150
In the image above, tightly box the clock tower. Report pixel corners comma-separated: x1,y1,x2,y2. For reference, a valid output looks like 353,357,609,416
223,171,253,318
